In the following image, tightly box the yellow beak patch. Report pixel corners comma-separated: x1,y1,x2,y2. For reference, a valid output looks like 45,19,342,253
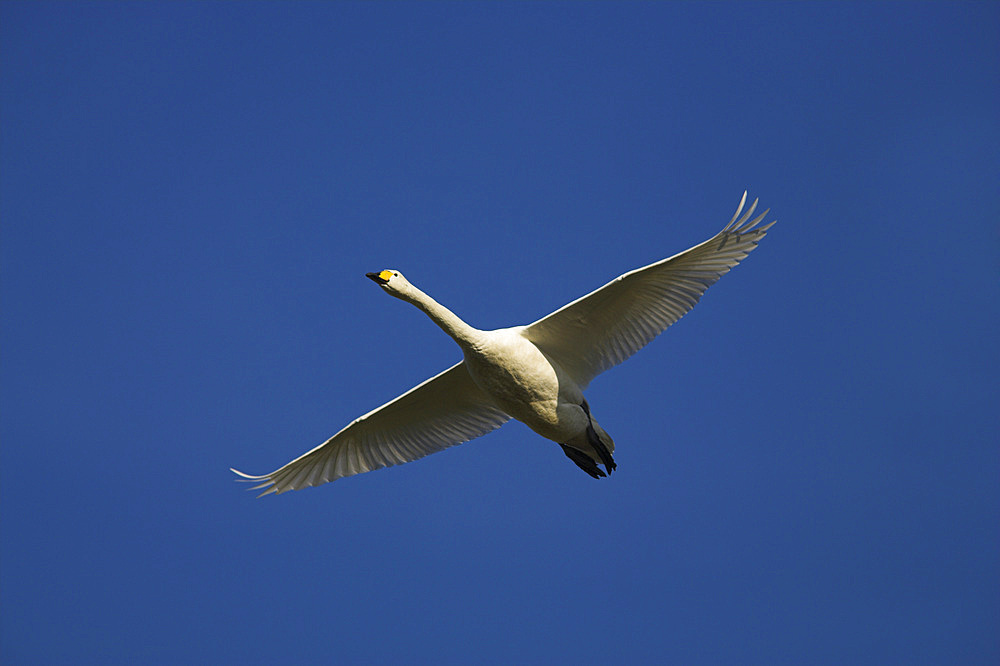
378,270,393,282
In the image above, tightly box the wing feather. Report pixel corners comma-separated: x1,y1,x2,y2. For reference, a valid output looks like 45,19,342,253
231,361,509,495
524,192,775,387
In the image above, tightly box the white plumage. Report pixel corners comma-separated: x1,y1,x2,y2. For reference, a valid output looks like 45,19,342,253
232,192,775,495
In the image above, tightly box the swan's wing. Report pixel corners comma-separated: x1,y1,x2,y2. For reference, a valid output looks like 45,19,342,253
231,361,509,495
525,192,775,387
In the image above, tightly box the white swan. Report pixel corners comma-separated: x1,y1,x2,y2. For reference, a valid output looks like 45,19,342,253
232,192,775,495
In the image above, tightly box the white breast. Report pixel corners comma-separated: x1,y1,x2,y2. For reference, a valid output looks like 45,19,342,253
462,327,586,442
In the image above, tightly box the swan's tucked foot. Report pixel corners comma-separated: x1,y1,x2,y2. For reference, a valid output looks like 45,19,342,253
580,400,617,474
559,444,607,479
586,422,617,473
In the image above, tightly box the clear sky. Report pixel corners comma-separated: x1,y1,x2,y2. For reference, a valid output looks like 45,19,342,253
2,2,997,664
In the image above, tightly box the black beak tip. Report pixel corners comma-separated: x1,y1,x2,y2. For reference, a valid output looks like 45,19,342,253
365,272,378,280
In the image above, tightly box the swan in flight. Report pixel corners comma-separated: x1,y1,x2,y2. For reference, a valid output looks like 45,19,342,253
232,192,775,495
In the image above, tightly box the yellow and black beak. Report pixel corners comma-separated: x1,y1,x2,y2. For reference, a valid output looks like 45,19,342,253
366,271,391,285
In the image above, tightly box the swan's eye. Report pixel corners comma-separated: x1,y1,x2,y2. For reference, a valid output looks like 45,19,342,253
379,270,393,282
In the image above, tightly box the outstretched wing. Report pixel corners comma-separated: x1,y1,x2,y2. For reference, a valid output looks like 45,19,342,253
232,361,509,495
525,192,775,387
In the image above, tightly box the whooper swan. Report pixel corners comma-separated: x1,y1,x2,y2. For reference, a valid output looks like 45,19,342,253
232,192,775,495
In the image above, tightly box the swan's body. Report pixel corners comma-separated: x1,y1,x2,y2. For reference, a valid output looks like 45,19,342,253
233,192,775,495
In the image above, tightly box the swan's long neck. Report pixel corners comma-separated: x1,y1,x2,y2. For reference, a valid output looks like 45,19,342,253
401,285,482,350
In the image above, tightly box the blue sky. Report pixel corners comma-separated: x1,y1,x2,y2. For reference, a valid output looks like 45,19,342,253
2,2,997,663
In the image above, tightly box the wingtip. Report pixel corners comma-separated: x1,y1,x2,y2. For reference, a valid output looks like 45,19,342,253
741,207,770,232
737,197,759,228
231,467,265,482
718,192,779,248
255,485,279,498
231,467,279,496
725,191,749,230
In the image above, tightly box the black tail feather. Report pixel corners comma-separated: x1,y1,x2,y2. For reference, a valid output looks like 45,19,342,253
586,423,617,473
559,444,606,479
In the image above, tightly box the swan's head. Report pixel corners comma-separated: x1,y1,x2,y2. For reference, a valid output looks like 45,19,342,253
366,269,414,299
